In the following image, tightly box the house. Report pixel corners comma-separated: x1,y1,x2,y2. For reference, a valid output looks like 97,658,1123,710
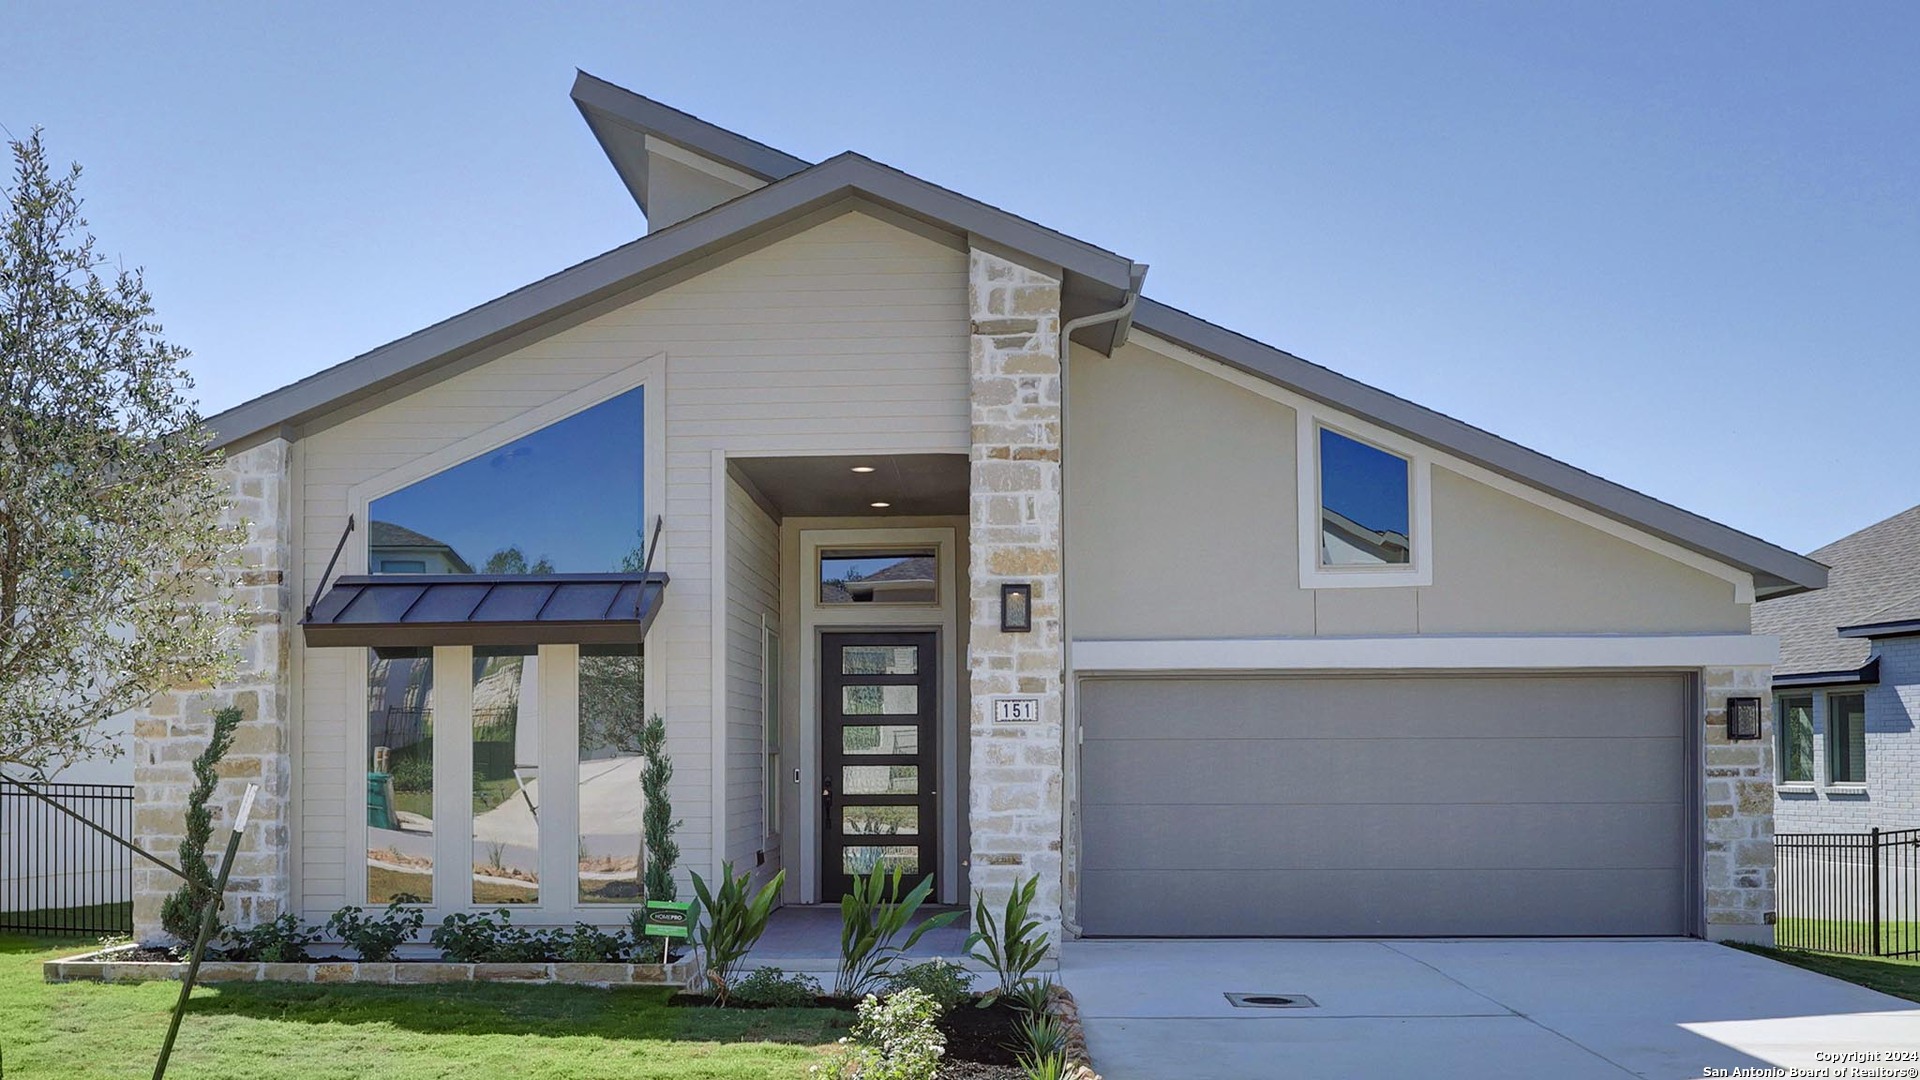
124,72,1828,948
1755,504,1920,832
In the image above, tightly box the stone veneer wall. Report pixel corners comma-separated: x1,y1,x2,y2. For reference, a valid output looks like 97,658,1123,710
1703,663,1776,943
965,247,1066,946
131,438,295,942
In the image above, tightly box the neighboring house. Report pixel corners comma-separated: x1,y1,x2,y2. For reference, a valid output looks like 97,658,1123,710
123,72,1828,948
366,520,477,574
1755,504,1920,832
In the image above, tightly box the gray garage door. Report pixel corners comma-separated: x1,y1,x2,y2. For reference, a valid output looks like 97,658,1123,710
1078,674,1692,937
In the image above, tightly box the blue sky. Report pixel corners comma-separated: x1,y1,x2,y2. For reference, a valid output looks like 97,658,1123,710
5,2,1914,555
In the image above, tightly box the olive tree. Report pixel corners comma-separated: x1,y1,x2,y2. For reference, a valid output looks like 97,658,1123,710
1,129,244,775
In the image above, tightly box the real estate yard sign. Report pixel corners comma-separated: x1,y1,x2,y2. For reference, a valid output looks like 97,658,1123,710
642,900,693,941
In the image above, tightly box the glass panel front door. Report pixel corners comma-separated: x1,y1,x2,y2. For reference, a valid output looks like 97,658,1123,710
821,632,937,900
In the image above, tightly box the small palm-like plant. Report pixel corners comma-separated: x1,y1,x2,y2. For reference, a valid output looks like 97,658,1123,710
966,874,1050,1002
835,865,959,999
689,862,783,1005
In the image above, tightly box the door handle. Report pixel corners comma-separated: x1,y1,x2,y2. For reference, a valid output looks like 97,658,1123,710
822,774,834,812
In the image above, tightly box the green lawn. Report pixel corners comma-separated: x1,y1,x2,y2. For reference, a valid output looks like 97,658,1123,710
0,901,132,935
1729,942,1920,1004
1774,917,1920,956
0,934,850,1079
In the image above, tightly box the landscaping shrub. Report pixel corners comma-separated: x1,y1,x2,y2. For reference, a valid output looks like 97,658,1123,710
325,900,425,962
732,967,822,1008
835,866,959,999
813,988,945,1080
1007,976,1054,1018
430,908,547,962
158,705,242,943
557,922,631,964
221,913,319,963
883,959,972,1013
966,874,1049,1002
689,863,783,1004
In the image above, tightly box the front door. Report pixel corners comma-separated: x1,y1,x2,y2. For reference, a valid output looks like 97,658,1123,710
820,632,938,900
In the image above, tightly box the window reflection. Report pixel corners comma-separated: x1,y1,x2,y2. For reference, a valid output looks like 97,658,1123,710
368,387,644,576
472,648,538,904
1318,428,1411,567
367,648,434,904
1778,696,1814,783
820,551,937,604
578,645,645,903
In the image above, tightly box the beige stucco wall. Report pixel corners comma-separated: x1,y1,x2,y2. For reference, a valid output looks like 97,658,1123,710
1066,339,1747,640
291,209,967,919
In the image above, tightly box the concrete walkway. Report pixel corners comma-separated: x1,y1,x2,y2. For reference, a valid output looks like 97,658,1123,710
1061,939,1920,1079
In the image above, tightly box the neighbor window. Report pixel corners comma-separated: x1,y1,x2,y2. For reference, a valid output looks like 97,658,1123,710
1776,694,1814,784
368,386,645,576
819,550,938,604
1317,427,1411,568
1827,692,1866,784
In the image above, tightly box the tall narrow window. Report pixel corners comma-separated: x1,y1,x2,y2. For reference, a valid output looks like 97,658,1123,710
368,386,645,576
578,644,645,903
1828,692,1867,784
367,648,434,904
1317,427,1412,568
1776,695,1814,784
472,647,538,904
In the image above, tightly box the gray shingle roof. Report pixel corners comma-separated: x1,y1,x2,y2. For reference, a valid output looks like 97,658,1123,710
1754,503,1920,675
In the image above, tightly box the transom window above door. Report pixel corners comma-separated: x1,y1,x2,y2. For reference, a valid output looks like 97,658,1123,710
367,386,645,575
819,549,938,605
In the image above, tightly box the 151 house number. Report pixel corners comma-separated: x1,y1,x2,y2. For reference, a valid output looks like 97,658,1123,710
993,696,1040,723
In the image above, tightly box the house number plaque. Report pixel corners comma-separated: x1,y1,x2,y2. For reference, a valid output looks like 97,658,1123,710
993,696,1041,724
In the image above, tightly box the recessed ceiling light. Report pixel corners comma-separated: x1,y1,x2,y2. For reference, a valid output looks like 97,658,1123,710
850,465,876,473
869,501,891,509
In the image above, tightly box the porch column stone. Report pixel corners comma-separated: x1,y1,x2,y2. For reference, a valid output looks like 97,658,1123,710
130,437,296,942
1702,663,1776,943
965,246,1066,948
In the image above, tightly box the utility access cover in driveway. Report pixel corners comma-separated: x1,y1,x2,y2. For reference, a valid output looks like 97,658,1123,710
1062,939,1920,1080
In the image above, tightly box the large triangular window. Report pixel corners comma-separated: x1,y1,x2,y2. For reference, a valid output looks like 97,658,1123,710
367,387,646,575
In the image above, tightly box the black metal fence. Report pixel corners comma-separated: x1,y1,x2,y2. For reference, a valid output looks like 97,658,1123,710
1775,827,1920,957
0,778,136,935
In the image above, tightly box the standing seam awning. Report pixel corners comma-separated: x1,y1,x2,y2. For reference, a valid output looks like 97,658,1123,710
301,573,668,648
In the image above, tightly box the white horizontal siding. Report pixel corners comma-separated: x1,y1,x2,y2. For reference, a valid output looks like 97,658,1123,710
724,478,780,883
293,210,966,917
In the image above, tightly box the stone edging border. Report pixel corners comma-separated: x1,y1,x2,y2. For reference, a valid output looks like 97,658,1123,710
44,945,693,988
1047,983,1102,1080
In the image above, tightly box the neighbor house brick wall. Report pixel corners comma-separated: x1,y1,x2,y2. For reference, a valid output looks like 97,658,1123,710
965,246,1065,947
1774,635,1920,833
1703,663,1776,943
131,438,295,942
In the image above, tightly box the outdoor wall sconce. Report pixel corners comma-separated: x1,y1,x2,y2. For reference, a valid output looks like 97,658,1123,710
1727,696,1762,740
1001,582,1032,633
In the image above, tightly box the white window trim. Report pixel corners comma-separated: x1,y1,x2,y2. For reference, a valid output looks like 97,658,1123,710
1296,408,1433,589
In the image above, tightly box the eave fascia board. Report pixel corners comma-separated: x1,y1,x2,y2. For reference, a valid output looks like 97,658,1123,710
1838,618,1920,639
1773,657,1880,688
1129,297,1829,595
205,153,1137,447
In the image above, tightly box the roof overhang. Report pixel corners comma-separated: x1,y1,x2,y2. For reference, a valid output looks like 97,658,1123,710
1839,618,1920,640
302,573,666,649
1773,657,1880,689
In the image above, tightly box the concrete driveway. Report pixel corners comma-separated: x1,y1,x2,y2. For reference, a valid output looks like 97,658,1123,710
1061,939,1920,1079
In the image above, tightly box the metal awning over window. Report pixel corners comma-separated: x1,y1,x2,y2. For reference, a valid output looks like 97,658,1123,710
301,573,668,648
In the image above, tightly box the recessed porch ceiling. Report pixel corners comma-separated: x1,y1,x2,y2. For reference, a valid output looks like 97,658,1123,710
729,454,968,518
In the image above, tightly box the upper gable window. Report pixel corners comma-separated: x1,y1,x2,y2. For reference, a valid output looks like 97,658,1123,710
1297,415,1432,589
1318,428,1411,568
369,388,645,575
